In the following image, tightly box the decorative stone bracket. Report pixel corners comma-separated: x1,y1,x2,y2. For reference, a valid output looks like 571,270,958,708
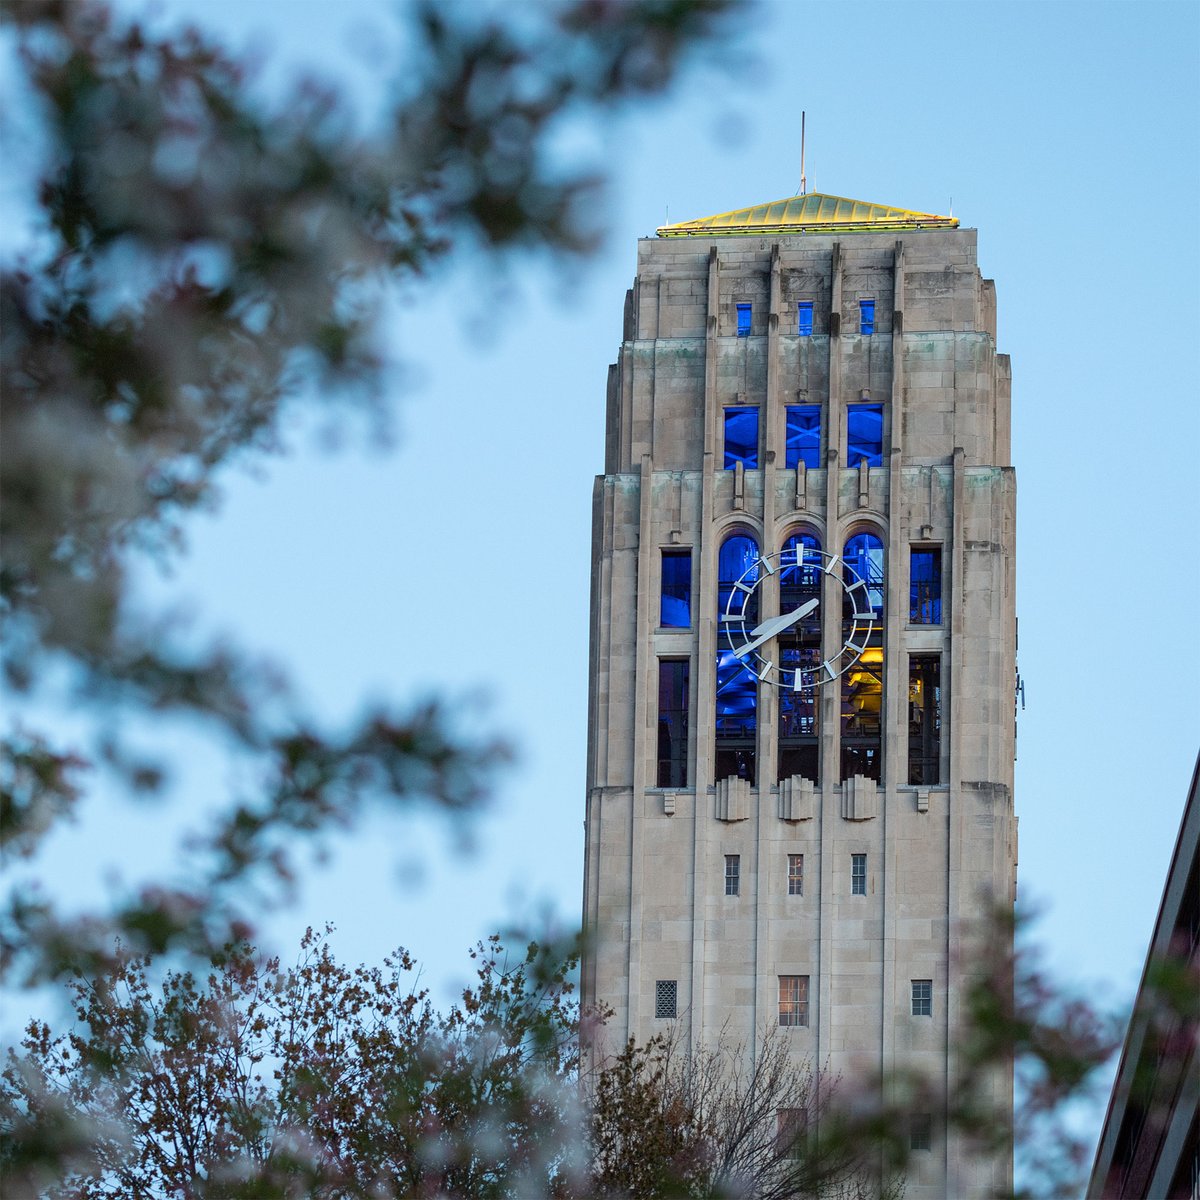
778,775,815,821
715,777,751,822
842,775,879,821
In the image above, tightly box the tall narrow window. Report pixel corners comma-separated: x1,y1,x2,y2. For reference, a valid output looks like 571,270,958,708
785,406,821,470
909,547,942,624
908,655,941,785
778,975,809,1027
778,532,821,784
724,407,759,469
910,1114,933,1152
656,660,689,788
777,1107,808,1158
911,979,933,1016
787,854,804,896
859,298,875,334
842,532,884,783
851,853,867,895
660,549,692,628
724,854,741,896
736,302,752,337
846,404,883,467
656,979,678,1019
716,535,758,784
797,301,814,337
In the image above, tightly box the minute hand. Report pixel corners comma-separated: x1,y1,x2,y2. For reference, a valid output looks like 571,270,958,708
733,598,819,660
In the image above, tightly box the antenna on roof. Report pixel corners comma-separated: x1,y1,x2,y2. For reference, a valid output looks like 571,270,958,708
949,196,953,218
799,111,808,196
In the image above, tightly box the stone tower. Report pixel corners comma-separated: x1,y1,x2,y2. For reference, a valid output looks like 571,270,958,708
582,193,1017,1197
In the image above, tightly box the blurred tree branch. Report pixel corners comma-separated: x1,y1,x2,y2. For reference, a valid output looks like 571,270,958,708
0,0,740,983
1,928,595,1198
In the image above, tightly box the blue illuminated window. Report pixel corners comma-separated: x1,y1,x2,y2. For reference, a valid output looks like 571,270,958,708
736,303,751,337
716,663,756,736
724,407,759,469
661,549,692,628
843,531,885,616
656,660,689,788
859,299,875,335
797,301,813,337
785,406,821,470
779,531,821,784
847,404,883,468
842,532,885,783
780,531,821,607
909,548,942,625
718,535,759,625
717,534,758,784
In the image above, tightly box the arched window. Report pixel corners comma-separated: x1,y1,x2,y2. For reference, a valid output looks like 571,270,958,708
778,531,821,784
841,531,885,783
717,535,759,625
716,533,758,784
843,532,885,615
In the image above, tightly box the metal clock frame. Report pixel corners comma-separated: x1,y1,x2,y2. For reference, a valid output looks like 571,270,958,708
720,543,878,690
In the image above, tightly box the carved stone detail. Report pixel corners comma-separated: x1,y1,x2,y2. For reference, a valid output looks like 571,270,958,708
779,775,815,821
715,777,751,822
841,774,879,821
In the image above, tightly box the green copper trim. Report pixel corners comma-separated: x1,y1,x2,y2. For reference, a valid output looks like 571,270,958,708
657,192,958,237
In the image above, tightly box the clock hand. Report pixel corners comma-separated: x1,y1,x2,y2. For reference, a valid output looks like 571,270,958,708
732,598,819,659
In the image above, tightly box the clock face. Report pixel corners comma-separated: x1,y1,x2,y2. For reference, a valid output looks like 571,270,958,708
720,543,877,689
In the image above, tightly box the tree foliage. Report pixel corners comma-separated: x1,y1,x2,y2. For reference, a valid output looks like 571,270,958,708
590,1029,900,1200
2,929,591,1198
0,0,737,983
4,931,903,1200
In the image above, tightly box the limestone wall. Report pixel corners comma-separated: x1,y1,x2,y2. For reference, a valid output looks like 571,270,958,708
584,224,1016,1199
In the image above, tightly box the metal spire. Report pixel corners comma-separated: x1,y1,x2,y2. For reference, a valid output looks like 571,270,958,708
799,111,807,196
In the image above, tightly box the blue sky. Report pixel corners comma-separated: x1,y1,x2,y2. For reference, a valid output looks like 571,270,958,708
18,0,1199,1090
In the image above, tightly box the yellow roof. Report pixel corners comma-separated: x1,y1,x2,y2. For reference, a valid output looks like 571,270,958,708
656,192,958,237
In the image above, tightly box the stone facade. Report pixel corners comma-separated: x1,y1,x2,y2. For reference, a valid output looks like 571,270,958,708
583,212,1017,1197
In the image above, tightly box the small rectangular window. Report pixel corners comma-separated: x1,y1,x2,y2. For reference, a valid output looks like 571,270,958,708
660,549,692,628
859,299,875,335
736,302,751,337
847,404,883,468
656,660,689,788
776,1107,808,1158
724,854,740,896
910,1113,933,1152
785,405,821,470
655,979,678,1019
797,301,813,337
910,547,942,625
723,406,759,469
908,655,941,786
779,975,809,1027
851,853,867,896
787,853,804,896
911,979,932,1017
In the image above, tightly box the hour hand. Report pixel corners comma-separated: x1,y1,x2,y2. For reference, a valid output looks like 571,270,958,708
733,598,819,659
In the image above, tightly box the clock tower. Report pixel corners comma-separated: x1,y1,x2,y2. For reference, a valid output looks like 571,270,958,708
582,193,1017,1197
